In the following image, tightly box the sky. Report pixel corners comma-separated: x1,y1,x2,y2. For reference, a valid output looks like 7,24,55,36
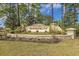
40,3,62,20
0,3,62,27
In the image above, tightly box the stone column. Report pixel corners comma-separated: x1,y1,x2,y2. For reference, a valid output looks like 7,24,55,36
66,28,77,39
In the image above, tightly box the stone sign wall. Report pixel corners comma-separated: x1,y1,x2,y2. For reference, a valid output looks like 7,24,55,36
6,34,73,42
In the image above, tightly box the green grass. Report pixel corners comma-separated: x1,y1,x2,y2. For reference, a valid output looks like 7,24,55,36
0,39,79,56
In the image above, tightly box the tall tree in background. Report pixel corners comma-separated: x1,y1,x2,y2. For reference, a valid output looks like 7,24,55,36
0,3,28,29
26,3,42,25
1,3,78,30
17,3,20,26
19,3,28,26
7,3,18,30
61,3,65,28
52,3,53,23
63,3,77,28
0,3,20,30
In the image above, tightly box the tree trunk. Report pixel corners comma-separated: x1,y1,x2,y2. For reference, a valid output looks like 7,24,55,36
52,3,53,23
17,3,20,26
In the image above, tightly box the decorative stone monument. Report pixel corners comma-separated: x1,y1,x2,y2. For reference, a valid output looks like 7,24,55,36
66,28,77,39
26,24,49,32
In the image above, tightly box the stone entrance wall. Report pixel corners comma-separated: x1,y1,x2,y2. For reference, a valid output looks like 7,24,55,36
6,34,72,42
0,28,76,42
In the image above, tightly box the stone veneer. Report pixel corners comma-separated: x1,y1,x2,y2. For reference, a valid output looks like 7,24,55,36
6,34,73,42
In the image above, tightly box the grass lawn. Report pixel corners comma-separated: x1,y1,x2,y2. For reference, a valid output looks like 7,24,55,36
0,39,79,56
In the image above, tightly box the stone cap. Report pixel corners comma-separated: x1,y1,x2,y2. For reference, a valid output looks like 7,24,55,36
66,28,77,31
26,24,49,29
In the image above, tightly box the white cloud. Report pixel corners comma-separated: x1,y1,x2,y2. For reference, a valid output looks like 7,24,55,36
53,4,61,8
46,4,52,8
41,3,61,9
40,3,61,16
47,9,51,14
